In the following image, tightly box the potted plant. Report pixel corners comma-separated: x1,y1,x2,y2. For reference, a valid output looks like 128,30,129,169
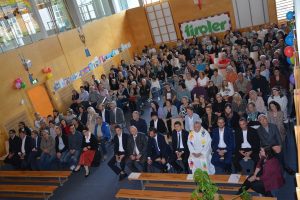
191,169,251,200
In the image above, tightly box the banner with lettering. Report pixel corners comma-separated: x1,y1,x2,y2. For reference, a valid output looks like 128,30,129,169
180,13,231,39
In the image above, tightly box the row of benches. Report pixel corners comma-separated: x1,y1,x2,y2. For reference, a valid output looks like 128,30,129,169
0,171,71,200
115,173,277,200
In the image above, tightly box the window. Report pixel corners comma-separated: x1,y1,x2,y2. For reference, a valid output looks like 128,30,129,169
36,0,73,33
144,0,160,5
76,0,97,22
232,0,269,28
275,0,294,21
113,0,140,13
146,1,177,44
0,0,41,52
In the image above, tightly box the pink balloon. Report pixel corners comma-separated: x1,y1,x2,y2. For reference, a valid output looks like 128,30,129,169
15,82,21,89
15,78,22,83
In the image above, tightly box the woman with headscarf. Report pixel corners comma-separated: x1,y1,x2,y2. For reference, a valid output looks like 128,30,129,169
248,90,267,114
86,107,99,134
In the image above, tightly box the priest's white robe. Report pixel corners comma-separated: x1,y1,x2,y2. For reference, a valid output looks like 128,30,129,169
187,127,215,174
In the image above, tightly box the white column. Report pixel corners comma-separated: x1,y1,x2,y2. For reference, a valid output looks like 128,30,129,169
29,0,48,38
94,0,105,18
64,0,84,27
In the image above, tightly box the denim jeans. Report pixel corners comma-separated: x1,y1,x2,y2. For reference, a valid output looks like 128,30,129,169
39,153,55,170
63,150,81,167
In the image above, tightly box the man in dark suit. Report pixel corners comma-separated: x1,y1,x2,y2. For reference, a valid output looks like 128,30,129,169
108,125,129,181
201,105,218,133
54,126,69,168
130,111,147,134
28,130,42,170
127,126,148,172
170,121,190,173
149,112,167,135
97,103,110,124
257,114,295,175
109,101,125,133
147,128,169,172
211,117,235,173
234,118,260,173
18,129,32,169
4,129,22,168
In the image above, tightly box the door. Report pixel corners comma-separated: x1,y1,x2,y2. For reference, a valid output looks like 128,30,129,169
27,84,54,118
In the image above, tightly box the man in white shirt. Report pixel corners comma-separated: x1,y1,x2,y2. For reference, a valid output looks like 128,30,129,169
18,129,32,169
184,106,201,132
108,125,128,181
233,118,260,173
78,86,89,103
185,73,197,92
211,117,235,173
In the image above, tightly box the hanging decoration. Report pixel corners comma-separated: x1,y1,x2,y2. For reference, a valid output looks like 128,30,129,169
42,67,53,80
18,53,38,85
284,10,295,67
193,0,202,9
78,28,91,57
13,77,26,90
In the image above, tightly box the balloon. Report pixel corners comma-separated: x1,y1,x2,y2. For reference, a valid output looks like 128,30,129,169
290,74,295,85
290,56,295,65
288,31,294,37
46,73,53,79
285,35,293,46
284,46,294,57
42,68,48,73
15,82,21,89
21,82,26,89
15,78,22,83
286,11,295,20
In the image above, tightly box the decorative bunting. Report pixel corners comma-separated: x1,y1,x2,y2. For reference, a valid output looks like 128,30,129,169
53,42,131,91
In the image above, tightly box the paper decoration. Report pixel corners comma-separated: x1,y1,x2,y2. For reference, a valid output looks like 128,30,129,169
227,174,241,183
53,42,131,91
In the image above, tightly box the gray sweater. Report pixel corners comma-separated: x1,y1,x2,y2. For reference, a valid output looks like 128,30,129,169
68,131,83,150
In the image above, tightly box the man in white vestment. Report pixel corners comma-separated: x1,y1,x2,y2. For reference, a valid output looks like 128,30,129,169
187,121,215,174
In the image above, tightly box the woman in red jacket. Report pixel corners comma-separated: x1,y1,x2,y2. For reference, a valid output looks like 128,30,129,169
237,146,284,196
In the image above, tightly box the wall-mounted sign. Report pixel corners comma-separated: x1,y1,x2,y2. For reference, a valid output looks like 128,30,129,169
180,13,231,39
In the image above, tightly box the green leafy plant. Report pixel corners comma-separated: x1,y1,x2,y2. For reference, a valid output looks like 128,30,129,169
191,169,251,200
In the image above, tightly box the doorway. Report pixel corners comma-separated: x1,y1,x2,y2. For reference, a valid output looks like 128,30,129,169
27,84,54,118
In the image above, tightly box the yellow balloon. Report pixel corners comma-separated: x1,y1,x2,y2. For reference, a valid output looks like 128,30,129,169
46,73,53,79
290,56,295,65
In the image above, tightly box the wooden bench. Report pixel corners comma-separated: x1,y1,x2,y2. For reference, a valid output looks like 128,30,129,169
128,173,247,189
0,177,62,185
115,189,277,200
144,182,255,193
0,185,58,200
0,171,71,186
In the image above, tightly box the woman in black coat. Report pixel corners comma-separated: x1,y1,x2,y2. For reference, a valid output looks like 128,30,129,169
74,127,98,177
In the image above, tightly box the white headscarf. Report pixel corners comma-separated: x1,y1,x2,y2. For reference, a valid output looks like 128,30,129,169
85,131,91,143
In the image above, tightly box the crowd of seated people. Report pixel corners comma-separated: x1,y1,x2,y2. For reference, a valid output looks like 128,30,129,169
2,23,296,196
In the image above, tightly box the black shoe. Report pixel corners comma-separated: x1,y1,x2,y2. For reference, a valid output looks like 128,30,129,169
85,171,90,177
119,173,128,181
73,168,80,173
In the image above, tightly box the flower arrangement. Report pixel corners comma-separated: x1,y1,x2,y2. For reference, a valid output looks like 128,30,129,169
191,169,251,200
